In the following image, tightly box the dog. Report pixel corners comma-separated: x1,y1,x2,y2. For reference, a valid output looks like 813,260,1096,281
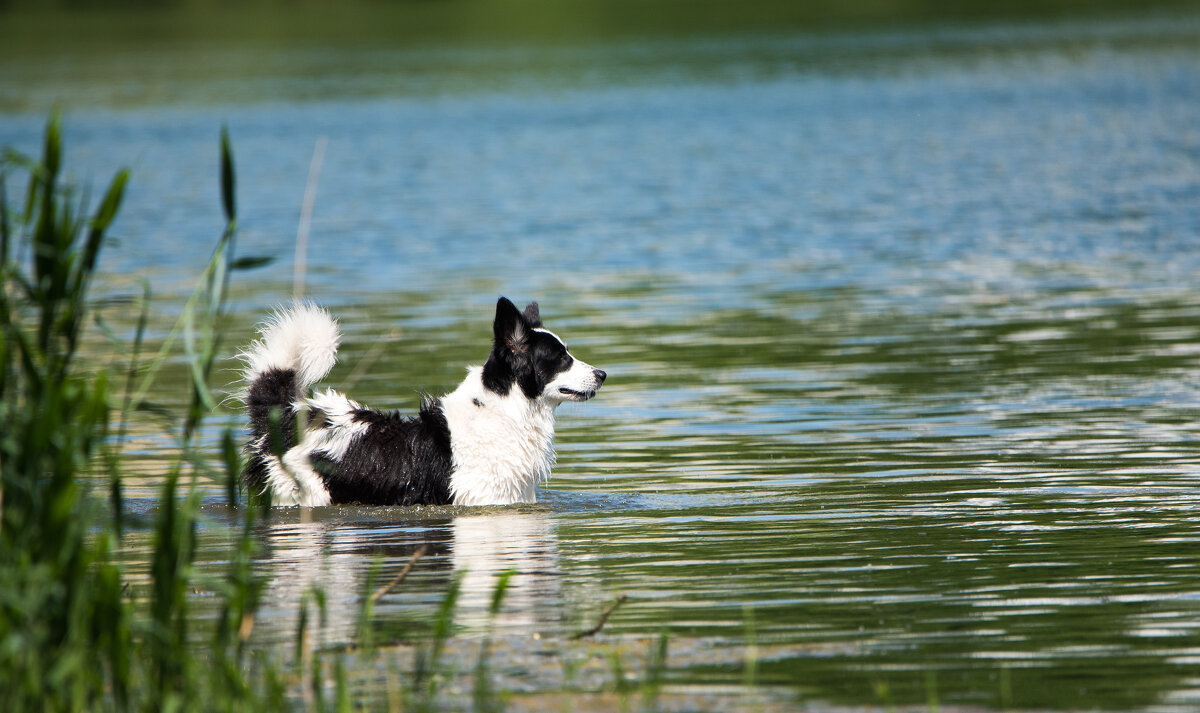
240,297,606,507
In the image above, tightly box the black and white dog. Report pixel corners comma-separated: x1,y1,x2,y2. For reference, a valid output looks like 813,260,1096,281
241,297,605,507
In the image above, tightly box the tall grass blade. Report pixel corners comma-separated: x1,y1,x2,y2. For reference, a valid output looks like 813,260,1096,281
220,126,236,223
1,175,10,266
473,570,513,713
641,631,669,713
742,604,758,690
80,168,127,279
32,113,63,353
489,569,513,618
415,570,463,704
293,135,326,301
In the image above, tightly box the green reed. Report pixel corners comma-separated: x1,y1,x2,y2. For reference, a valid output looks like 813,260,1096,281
1,113,129,712
0,114,287,713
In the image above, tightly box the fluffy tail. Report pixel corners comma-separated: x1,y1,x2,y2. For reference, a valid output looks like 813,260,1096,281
242,302,340,391
241,303,339,492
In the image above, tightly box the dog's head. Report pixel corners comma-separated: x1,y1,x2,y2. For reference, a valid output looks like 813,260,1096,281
481,297,606,404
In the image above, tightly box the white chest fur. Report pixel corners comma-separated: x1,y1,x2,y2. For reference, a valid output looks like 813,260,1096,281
440,367,558,506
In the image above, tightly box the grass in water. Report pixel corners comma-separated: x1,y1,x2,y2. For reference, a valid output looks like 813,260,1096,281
0,113,288,713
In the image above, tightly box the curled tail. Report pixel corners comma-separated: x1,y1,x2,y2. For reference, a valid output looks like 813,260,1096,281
241,303,339,494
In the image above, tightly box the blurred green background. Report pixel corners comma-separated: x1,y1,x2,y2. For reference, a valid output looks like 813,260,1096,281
3,0,1199,50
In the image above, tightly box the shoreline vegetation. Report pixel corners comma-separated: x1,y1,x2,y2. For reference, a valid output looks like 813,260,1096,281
2,0,1198,51
0,113,287,712
3,1,1197,115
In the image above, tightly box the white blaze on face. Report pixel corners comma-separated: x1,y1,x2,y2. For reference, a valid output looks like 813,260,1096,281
545,356,604,402
535,328,604,403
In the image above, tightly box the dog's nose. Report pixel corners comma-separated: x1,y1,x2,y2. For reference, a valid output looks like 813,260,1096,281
593,369,607,384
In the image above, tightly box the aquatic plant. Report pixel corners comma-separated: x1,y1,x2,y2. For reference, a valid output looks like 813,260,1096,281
0,114,287,713
0,111,130,713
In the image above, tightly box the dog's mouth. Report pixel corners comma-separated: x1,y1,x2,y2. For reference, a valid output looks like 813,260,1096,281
558,387,596,401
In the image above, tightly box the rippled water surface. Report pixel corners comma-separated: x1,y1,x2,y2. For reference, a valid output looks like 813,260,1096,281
5,13,1200,711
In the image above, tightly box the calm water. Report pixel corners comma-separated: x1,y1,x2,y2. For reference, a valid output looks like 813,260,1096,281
5,12,1200,711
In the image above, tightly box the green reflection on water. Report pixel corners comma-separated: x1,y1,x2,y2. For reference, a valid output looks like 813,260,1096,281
3,1,1200,113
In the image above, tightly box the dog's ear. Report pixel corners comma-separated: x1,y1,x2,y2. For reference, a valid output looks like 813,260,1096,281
523,301,542,328
493,297,528,353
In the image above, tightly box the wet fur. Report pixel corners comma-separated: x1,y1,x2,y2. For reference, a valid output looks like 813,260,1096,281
241,298,604,507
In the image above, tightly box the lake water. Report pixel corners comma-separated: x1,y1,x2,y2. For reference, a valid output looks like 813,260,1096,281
4,11,1200,711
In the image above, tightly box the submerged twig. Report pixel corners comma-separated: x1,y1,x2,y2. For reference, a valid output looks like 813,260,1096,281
370,544,429,604
571,594,629,640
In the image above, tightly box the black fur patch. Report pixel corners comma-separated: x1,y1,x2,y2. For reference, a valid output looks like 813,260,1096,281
482,297,574,399
244,367,301,494
523,301,542,327
310,401,454,506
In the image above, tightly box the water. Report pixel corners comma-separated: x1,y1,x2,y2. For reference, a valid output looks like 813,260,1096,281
5,12,1200,711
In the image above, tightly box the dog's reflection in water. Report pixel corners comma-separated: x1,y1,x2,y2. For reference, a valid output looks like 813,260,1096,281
254,509,560,648
449,512,559,630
